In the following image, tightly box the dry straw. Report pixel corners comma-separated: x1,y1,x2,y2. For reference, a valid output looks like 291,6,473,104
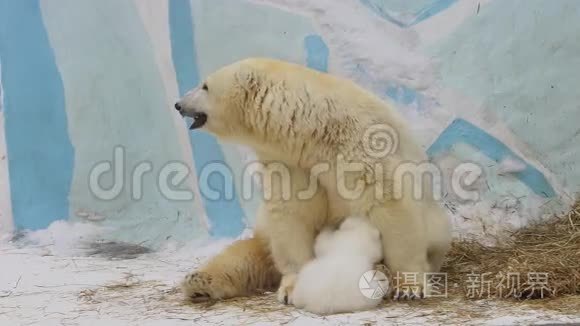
442,200,580,300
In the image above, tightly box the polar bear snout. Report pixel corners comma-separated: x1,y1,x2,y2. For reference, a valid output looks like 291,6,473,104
174,102,182,112
174,102,184,116
174,101,208,130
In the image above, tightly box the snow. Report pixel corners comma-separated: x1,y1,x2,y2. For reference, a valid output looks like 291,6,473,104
1,224,579,325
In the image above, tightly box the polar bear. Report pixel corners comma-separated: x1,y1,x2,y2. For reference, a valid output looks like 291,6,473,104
176,57,451,304
292,216,384,315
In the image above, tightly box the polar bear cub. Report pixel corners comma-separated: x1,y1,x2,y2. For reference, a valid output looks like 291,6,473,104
292,216,384,315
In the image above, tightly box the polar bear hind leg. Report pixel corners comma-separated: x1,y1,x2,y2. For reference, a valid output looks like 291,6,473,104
181,236,280,302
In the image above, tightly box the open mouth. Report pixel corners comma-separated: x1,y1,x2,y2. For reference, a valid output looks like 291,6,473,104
189,112,207,130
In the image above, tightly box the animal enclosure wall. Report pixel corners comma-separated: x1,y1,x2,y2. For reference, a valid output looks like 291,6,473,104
1,0,579,248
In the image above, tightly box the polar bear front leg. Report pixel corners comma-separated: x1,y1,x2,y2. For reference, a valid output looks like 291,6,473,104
368,205,431,300
254,162,328,305
277,273,299,305
255,194,323,305
261,207,317,305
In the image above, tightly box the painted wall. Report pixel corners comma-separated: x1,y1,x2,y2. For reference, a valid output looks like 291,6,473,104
0,0,578,247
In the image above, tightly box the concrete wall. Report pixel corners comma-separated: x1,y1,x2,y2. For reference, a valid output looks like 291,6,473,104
1,0,578,247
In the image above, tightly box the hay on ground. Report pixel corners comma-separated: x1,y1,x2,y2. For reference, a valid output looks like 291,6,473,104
442,200,580,300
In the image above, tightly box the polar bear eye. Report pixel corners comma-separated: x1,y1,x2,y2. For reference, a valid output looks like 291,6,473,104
202,83,208,91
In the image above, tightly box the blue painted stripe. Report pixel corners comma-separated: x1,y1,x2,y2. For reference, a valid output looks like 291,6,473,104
386,84,421,107
0,0,75,230
169,0,245,238
360,0,457,28
410,0,457,26
427,119,556,197
304,34,329,72
0,66,3,112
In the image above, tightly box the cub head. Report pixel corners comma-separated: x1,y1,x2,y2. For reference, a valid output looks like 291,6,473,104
338,216,382,261
339,216,380,240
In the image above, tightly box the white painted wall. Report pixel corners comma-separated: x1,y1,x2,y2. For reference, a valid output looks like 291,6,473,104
0,61,14,239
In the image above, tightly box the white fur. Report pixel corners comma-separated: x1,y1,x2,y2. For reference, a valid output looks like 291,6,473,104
292,216,383,315
176,58,453,306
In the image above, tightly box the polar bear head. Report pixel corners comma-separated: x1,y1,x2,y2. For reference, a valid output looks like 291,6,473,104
174,58,298,142
174,58,370,161
174,59,254,140
174,57,417,167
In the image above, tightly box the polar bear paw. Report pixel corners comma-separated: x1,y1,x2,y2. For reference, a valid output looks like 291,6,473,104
277,274,297,305
180,271,215,302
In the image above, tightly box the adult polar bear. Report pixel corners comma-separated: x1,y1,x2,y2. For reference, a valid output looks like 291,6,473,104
175,58,451,304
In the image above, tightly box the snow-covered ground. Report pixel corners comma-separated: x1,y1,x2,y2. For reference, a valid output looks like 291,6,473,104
1,224,579,326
